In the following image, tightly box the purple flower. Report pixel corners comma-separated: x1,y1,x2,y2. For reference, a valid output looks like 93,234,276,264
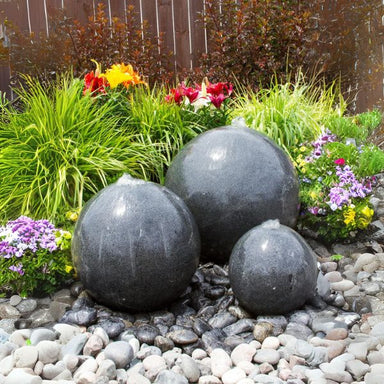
308,207,319,215
304,129,338,162
328,186,350,209
0,216,59,260
9,263,24,275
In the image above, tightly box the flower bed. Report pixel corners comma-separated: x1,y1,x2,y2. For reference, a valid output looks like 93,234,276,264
0,63,383,295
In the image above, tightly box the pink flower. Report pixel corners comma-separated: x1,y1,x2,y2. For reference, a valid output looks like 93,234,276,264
181,85,199,103
334,158,346,166
209,93,226,108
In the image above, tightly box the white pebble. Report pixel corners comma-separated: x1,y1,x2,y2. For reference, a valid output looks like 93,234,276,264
221,366,246,384
261,336,280,350
231,343,256,365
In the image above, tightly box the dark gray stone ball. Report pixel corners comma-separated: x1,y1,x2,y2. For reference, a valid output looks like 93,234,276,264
72,174,200,312
165,125,299,263
229,220,318,315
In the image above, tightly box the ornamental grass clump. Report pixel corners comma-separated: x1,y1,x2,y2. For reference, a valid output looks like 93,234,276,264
231,74,346,152
295,111,384,241
0,216,73,296
0,73,164,220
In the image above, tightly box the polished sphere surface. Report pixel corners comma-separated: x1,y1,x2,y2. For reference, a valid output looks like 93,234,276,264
165,125,299,263
229,220,318,315
72,174,200,312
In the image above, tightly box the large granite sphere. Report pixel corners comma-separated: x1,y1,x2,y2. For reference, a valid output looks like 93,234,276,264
72,174,200,312
165,125,299,263
229,220,318,315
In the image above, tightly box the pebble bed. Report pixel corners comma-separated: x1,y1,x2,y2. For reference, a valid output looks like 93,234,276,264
1,175,384,384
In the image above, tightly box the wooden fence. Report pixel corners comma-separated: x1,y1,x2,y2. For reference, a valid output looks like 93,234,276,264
0,0,383,112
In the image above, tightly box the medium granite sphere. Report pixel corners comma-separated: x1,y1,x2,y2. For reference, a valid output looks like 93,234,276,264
229,220,318,315
72,174,200,312
165,125,299,263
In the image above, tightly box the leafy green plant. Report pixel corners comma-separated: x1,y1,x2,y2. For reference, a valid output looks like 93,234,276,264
330,254,344,262
326,116,370,145
0,216,73,296
357,145,384,177
231,74,346,152
357,110,382,132
0,74,163,220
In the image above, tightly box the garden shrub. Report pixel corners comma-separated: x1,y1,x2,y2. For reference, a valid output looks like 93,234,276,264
198,0,311,87
0,3,172,88
0,63,232,222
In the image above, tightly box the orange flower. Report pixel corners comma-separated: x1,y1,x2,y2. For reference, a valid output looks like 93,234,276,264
103,63,147,89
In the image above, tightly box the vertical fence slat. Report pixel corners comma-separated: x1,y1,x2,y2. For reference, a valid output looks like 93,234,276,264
126,0,141,27
29,0,46,35
157,0,175,67
141,0,157,39
64,0,92,23
173,0,190,71
0,0,29,31
189,0,205,69
109,0,125,18
0,0,29,95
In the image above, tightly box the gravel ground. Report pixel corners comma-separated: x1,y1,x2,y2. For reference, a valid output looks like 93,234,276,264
0,175,384,384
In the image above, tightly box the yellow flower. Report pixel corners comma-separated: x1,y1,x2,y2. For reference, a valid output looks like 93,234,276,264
357,217,370,229
65,265,73,274
62,230,72,240
299,146,307,152
66,211,78,222
309,190,317,199
343,207,356,225
361,205,374,219
103,63,147,89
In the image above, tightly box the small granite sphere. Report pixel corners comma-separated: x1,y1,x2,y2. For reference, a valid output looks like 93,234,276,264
72,174,200,312
229,220,318,315
165,125,299,263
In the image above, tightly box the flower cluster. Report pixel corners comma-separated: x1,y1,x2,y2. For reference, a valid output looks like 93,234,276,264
294,130,376,241
0,216,73,296
83,61,146,96
306,128,337,160
328,164,372,211
165,79,233,109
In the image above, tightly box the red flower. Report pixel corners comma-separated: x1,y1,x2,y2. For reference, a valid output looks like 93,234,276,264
83,71,108,96
334,158,346,166
165,86,184,105
206,81,233,97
